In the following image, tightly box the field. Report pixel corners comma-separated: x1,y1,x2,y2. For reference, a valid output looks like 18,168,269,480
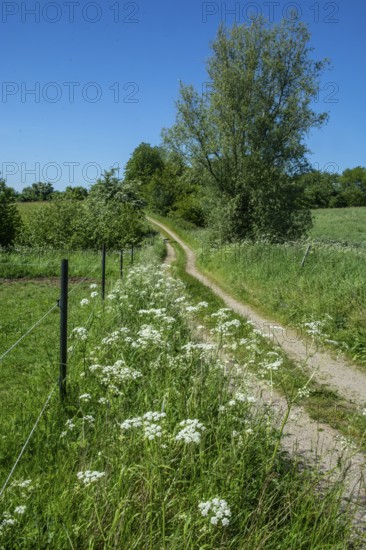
0,241,355,547
310,207,366,243
151,210,366,368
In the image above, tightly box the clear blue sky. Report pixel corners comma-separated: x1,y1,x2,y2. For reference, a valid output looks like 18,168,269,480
1,0,365,191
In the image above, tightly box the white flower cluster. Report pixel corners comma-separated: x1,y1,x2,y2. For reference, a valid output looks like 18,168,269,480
101,327,129,346
198,497,231,526
120,411,166,441
259,352,283,375
11,479,32,489
175,419,206,444
71,326,88,341
79,393,91,401
211,318,241,337
0,506,27,535
80,298,89,306
130,325,165,350
181,342,216,356
77,470,105,486
211,308,231,320
89,360,142,392
61,418,76,438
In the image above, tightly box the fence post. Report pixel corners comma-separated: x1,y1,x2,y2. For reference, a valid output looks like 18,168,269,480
300,244,311,268
131,244,134,265
101,244,106,300
59,259,68,399
119,249,124,279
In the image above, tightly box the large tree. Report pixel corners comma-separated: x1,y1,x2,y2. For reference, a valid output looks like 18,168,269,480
163,17,329,241
124,143,164,186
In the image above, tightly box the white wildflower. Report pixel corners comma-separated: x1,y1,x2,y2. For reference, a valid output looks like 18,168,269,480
198,498,231,526
79,393,91,401
175,419,206,444
77,470,105,486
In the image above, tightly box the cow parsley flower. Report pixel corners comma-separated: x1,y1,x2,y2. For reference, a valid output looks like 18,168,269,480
175,419,206,444
198,498,231,526
79,393,91,401
77,470,105,486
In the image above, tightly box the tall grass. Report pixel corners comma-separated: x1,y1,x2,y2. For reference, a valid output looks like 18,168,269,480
0,242,354,548
150,216,366,366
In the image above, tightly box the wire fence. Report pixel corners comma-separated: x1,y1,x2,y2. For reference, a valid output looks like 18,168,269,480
0,243,146,497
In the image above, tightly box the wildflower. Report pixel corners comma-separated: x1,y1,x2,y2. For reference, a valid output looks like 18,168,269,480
80,298,89,306
119,417,143,430
71,327,88,341
89,283,98,289
14,506,26,515
79,393,91,401
11,479,32,490
144,422,163,440
77,470,105,486
90,291,99,298
175,419,206,444
198,498,231,526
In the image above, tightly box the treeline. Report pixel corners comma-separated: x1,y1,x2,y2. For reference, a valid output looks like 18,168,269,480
15,182,88,202
0,171,146,250
123,142,366,221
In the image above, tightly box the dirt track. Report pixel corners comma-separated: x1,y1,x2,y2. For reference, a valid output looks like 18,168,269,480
153,218,366,535
152,218,366,409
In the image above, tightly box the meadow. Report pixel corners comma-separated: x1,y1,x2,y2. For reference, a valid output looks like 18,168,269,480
310,207,366,243
0,241,354,548
151,209,366,367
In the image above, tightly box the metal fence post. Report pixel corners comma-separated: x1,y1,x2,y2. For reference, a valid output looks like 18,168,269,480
119,249,124,279
102,244,106,300
59,259,68,399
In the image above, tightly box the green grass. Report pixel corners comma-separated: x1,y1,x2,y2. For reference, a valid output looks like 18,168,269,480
157,226,366,451
310,207,366,244
150,215,366,367
0,242,355,548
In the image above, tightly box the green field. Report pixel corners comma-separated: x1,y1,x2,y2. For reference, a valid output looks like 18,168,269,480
0,242,354,548
150,212,366,367
310,207,366,243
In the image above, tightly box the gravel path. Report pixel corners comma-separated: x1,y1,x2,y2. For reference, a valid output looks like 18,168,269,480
153,219,366,537
151,218,366,409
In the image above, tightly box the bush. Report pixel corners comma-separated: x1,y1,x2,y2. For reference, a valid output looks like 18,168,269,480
0,179,22,248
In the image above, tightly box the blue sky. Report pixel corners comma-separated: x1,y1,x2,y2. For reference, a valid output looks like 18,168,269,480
1,0,365,191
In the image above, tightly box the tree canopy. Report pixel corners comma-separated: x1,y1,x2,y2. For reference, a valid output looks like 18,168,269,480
163,17,329,241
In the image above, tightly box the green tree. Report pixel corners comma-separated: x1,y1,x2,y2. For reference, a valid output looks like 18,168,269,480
124,142,164,187
299,170,340,208
21,169,146,250
19,182,54,202
338,167,366,207
163,17,329,241
63,186,88,200
0,178,22,247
